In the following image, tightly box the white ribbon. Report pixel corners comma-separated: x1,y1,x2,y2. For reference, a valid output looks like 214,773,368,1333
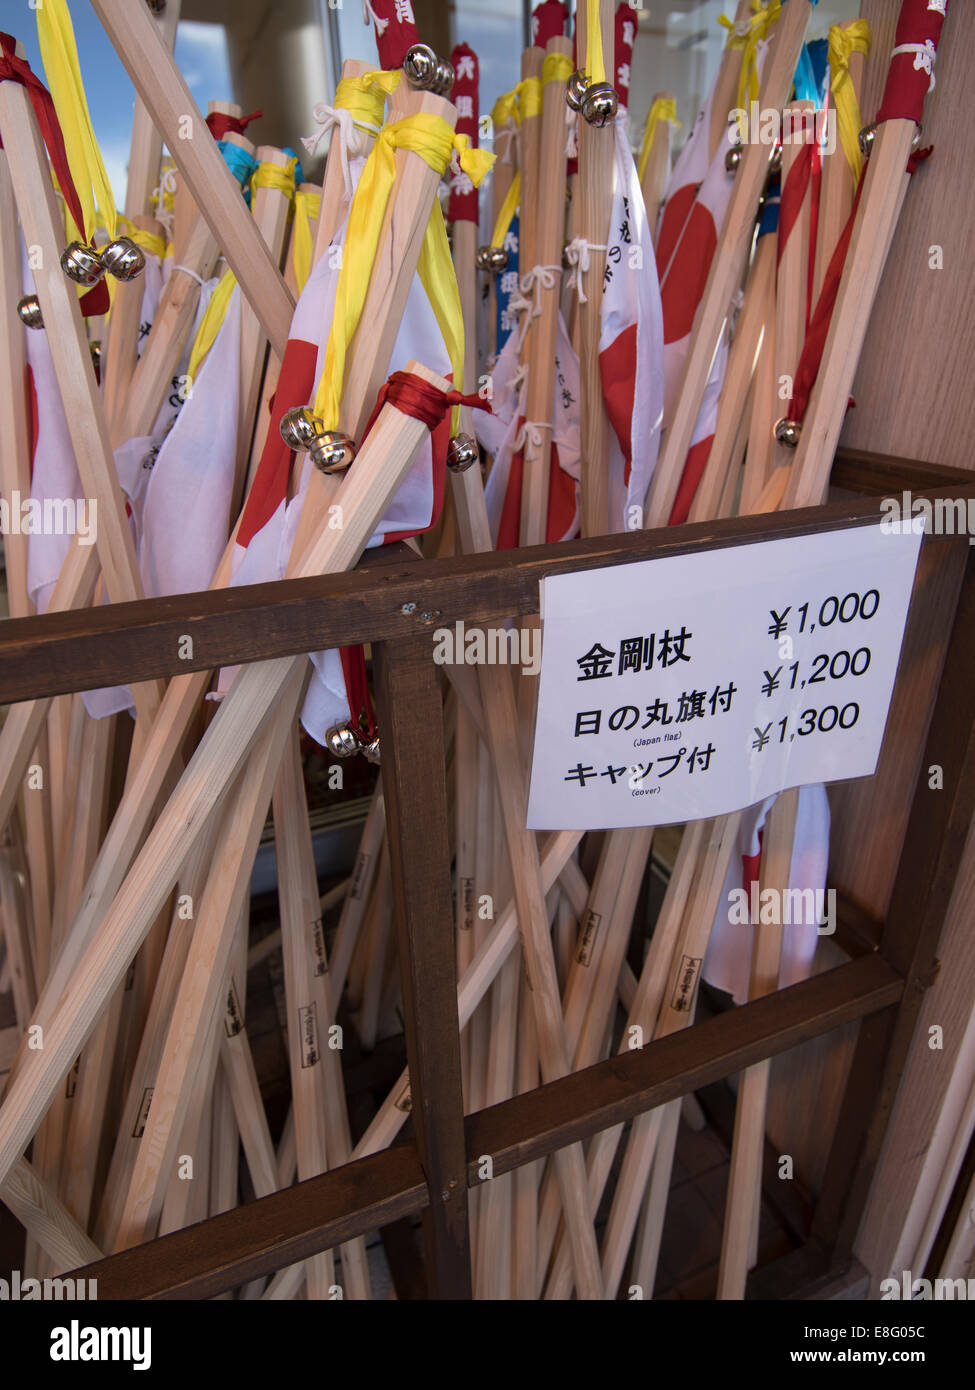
362,0,388,36
519,263,561,318
514,419,553,452
563,238,608,304
494,123,519,163
302,103,379,200
170,263,206,287
151,164,178,237
891,39,938,91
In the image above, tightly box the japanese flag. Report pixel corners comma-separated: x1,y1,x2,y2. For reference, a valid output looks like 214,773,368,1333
220,167,453,744
22,244,82,616
655,68,720,273
478,313,581,549
703,784,831,1004
599,113,665,531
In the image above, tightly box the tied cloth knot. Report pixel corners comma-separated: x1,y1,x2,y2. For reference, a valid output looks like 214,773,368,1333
370,371,493,433
563,237,608,304
829,21,871,188
518,263,561,318
514,419,553,453
313,111,494,435
891,38,938,92
638,95,680,183
542,52,573,87
516,76,543,123
0,31,86,244
205,108,262,141
362,0,388,37
719,0,781,112
251,156,298,200
491,89,521,161
302,71,400,199
118,216,166,261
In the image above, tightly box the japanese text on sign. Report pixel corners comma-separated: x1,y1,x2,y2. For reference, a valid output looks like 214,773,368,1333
526,525,922,830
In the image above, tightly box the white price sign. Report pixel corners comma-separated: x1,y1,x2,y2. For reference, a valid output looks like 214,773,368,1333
527,524,922,830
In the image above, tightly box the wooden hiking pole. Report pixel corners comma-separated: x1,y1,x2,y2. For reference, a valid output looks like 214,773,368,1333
716,788,799,1298
100,0,181,424
0,76,163,728
741,273,778,511
708,0,755,160
349,829,584,1160
647,0,813,527
0,364,456,1197
688,228,775,523
598,813,744,1298
639,93,676,243
93,0,293,358
575,0,615,537
813,21,869,304
0,837,36,1031
543,820,709,1299
234,145,295,516
520,36,571,546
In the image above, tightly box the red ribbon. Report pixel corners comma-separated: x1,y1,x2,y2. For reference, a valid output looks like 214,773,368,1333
205,109,263,141
364,370,491,437
0,32,87,243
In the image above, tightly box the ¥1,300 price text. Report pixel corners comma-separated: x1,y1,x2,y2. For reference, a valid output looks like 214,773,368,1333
752,703,860,751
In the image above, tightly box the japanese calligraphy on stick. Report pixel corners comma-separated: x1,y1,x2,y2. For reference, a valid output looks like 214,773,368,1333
527,524,922,829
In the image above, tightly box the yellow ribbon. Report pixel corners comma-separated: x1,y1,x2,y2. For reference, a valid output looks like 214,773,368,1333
36,0,117,244
542,52,574,87
491,90,520,131
637,96,680,183
251,156,297,200
584,0,606,86
490,172,521,251
312,112,493,431
719,0,782,112
517,76,543,123
292,189,322,295
829,21,871,189
186,268,237,386
417,205,466,433
335,69,401,131
118,217,167,262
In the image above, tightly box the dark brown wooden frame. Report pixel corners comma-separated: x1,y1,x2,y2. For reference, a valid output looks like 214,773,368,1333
2,451,973,1299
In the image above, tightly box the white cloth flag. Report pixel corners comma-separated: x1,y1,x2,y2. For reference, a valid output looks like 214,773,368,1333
600,112,665,531
703,785,831,1004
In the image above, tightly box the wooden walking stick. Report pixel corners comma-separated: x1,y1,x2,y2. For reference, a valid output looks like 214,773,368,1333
92,0,293,358
638,93,677,243
0,362,457,1196
0,74,163,726
813,20,870,304
272,730,372,1298
646,0,813,527
716,788,799,1298
574,0,616,537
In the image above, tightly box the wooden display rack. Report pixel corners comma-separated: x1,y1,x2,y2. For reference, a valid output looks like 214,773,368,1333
1,450,973,1300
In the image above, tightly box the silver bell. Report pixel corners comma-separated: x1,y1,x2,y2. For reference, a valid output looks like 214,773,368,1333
774,418,801,448
145,0,167,11
100,235,146,282
432,57,455,97
769,140,783,174
565,69,589,112
581,82,617,128
325,723,360,758
360,735,382,766
403,43,438,90
446,433,478,473
279,405,322,452
17,294,44,330
475,245,493,270
90,340,102,371
309,431,356,475
60,241,105,287
725,140,742,172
